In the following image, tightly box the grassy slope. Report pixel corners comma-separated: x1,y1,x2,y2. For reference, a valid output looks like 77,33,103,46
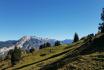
58,52,104,70
0,40,83,70
0,33,104,70
40,33,104,70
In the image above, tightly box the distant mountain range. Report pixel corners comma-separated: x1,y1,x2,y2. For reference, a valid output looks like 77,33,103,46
0,40,17,48
0,36,72,49
62,39,73,44
0,35,72,59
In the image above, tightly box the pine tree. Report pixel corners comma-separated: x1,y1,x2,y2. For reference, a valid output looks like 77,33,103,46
39,42,51,49
30,47,35,53
45,42,51,47
73,33,79,42
11,47,21,65
55,41,61,46
39,43,46,49
39,44,44,49
99,8,104,33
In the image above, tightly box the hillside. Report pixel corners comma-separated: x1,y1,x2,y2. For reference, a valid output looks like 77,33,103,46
0,33,104,70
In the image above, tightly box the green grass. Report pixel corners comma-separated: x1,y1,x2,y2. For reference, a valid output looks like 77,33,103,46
0,35,104,70
0,43,79,70
0,40,82,70
59,52,104,70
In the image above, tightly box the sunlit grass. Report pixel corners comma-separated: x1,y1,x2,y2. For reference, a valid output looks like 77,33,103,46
1,39,103,70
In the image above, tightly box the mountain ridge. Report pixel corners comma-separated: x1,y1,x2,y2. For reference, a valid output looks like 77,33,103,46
0,35,72,59
0,36,72,49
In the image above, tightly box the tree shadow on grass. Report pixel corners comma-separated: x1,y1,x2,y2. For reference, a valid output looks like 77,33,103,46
8,48,72,70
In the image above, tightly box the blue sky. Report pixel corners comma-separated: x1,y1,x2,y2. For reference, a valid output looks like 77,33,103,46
0,0,104,41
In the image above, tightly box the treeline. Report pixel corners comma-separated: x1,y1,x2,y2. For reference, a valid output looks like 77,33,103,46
39,41,61,49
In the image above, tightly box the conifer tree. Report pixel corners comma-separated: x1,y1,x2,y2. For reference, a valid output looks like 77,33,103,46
73,33,79,42
55,41,61,46
45,42,51,47
11,46,21,65
99,8,104,33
